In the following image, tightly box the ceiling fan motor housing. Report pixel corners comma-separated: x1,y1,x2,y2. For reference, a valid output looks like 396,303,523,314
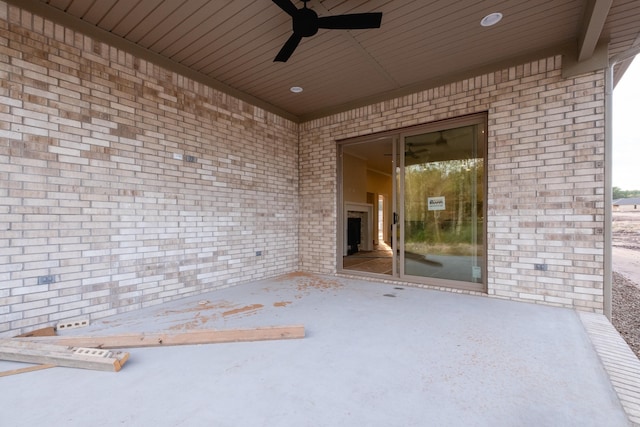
294,7,319,37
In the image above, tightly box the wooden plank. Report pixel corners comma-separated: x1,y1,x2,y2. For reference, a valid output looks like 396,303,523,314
15,326,57,338
0,339,129,372
21,325,305,349
0,364,56,377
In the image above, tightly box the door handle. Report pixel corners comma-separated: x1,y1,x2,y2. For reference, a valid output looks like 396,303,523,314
393,212,399,224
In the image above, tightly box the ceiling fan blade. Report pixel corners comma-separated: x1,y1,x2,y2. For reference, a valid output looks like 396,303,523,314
274,33,303,62
317,13,382,30
272,0,298,17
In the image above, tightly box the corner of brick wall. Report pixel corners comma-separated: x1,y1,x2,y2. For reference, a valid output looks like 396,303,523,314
298,55,605,312
0,3,300,335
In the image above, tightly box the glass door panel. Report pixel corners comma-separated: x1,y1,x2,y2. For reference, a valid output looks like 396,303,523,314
401,123,485,288
340,138,396,276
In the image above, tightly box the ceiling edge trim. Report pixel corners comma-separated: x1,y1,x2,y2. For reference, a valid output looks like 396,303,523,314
563,40,609,79
612,43,640,88
4,0,301,123
298,41,577,123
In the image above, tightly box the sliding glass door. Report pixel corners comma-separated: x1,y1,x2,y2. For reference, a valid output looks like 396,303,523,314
339,114,486,292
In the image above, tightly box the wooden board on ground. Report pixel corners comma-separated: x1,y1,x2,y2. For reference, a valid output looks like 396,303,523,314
0,364,56,377
15,326,57,337
20,325,305,349
0,339,129,372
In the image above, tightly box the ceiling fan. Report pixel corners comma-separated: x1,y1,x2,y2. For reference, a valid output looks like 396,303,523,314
272,0,383,62
406,144,429,159
407,131,448,146
433,131,448,145
384,144,429,160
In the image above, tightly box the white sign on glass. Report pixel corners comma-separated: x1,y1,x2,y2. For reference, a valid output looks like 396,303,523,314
427,196,445,211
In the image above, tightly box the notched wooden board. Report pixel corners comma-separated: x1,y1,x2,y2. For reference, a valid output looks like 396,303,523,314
0,339,129,372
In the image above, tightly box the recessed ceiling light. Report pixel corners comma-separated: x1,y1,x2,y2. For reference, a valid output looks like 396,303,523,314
290,86,303,93
480,12,503,27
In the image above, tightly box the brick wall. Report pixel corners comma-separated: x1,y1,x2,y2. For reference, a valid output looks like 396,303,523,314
0,3,299,335
299,57,606,312
0,2,608,336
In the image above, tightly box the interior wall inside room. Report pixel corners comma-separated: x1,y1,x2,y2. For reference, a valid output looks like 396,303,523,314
367,170,392,245
342,154,368,204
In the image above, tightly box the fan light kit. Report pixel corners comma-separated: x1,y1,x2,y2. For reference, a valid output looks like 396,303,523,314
273,0,383,62
290,86,303,93
480,12,503,27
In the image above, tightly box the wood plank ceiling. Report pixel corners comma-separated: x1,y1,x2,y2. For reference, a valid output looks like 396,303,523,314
10,0,640,121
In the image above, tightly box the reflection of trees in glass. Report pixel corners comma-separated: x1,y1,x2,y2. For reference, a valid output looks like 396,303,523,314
404,158,483,255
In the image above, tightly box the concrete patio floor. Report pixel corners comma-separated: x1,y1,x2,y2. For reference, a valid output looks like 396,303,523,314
1,272,639,426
